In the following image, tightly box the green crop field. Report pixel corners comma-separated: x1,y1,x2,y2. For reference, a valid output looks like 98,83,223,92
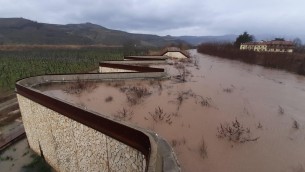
0,47,125,92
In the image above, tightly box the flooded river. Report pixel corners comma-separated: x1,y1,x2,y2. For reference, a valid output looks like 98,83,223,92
42,50,305,172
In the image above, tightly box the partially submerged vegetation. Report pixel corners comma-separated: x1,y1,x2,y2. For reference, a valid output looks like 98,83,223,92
63,78,97,95
173,89,212,110
148,106,176,125
217,119,259,143
114,107,134,121
120,86,152,106
197,43,305,75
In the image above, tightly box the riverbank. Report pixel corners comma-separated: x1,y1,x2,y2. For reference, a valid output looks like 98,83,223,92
197,43,305,75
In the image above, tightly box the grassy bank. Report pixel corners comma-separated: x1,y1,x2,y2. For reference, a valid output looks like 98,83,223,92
0,46,127,92
197,43,305,76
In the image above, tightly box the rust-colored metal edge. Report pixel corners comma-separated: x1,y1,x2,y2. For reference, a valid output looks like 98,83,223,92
99,62,164,72
15,76,151,170
124,56,166,61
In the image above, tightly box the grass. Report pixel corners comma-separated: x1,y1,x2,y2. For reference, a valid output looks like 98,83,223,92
22,153,52,172
0,46,126,92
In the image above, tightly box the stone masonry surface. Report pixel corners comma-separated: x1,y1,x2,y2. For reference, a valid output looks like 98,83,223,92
17,94,146,172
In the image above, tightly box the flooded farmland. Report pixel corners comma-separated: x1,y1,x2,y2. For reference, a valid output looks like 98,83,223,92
40,50,305,172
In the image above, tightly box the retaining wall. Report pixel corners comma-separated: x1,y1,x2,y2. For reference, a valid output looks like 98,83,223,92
16,72,180,172
99,61,166,73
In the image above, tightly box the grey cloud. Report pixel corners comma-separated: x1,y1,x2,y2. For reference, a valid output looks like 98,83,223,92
0,0,304,38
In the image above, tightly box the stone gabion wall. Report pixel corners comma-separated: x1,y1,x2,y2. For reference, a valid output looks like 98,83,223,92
17,94,146,172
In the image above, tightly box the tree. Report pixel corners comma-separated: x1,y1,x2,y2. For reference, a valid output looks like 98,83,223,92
293,38,304,53
234,32,254,48
274,38,285,41
293,38,302,47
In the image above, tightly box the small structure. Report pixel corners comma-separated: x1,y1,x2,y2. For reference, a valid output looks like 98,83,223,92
99,55,166,73
240,40,294,53
162,47,190,58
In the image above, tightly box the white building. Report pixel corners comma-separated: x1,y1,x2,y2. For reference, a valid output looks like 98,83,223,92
240,40,294,53
162,47,190,59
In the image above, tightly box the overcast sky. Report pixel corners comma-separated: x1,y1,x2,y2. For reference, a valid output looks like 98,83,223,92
1,0,304,38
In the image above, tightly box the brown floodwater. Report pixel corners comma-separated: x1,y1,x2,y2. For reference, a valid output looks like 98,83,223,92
40,50,305,172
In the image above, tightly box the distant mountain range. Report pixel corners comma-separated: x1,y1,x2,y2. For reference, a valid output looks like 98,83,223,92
1,18,300,47
0,18,187,47
174,35,238,45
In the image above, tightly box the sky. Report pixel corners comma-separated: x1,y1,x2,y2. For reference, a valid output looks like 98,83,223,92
1,0,305,38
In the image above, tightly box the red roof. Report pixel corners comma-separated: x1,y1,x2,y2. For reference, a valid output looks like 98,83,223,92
241,41,293,46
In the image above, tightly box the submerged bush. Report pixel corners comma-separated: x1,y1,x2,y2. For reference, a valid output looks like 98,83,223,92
217,119,259,143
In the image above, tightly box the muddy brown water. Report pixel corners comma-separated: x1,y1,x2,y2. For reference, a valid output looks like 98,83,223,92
40,50,305,172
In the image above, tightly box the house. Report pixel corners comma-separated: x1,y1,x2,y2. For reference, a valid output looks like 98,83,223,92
161,47,190,58
240,40,294,53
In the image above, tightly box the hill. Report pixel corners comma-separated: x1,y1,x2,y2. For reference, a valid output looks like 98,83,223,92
0,18,185,47
175,35,237,45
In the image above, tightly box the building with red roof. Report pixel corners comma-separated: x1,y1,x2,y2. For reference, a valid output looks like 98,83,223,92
240,40,294,53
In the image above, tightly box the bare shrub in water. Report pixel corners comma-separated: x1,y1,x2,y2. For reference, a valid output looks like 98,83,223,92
199,137,208,159
149,79,163,92
223,88,233,93
173,63,191,82
120,86,151,105
149,106,173,125
278,106,285,115
217,119,259,143
174,90,212,110
293,120,300,129
171,137,186,148
194,57,200,69
257,122,263,129
63,78,97,95
114,107,134,120
105,96,113,102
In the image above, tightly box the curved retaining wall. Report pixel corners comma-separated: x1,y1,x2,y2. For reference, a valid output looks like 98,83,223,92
99,60,166,73
16,72,180,172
